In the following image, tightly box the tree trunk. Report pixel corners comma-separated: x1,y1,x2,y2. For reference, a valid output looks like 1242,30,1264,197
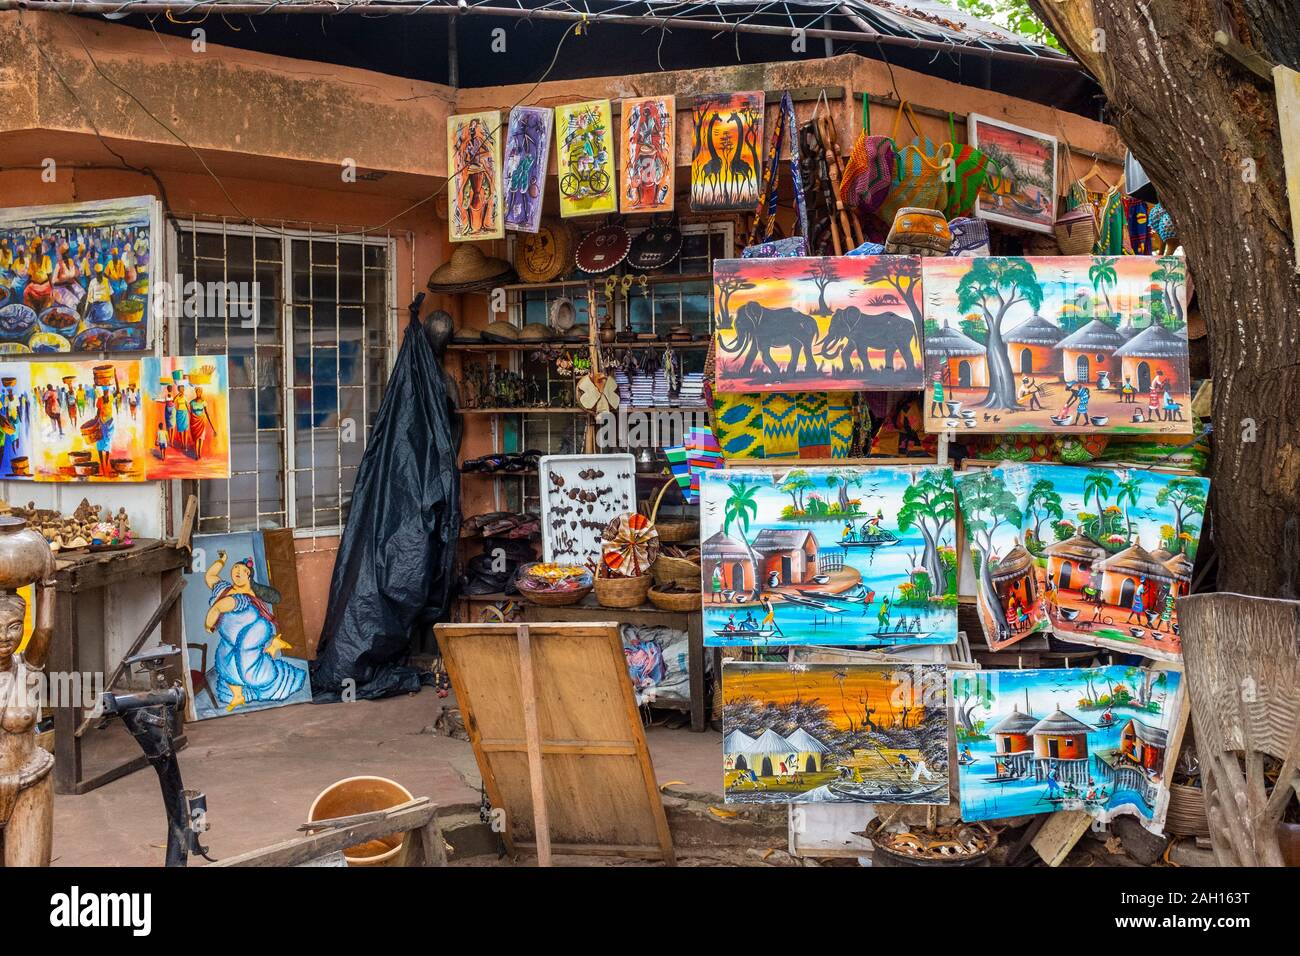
981,311,1022,410
918,521,946,595
1026,0,1300,599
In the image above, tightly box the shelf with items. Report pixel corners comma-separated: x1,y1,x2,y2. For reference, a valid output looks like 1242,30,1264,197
448,340,710,352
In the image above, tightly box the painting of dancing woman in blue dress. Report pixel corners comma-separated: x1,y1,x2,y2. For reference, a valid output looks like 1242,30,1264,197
183,532,311,720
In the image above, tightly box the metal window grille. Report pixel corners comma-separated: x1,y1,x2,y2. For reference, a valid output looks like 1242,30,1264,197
171,217,402,537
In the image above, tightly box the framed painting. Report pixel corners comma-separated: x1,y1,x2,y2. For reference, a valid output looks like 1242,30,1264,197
26,358,147,481
701,465,958,648
0,195,158,353
447,111,504,242
503,106,553,233
0,362,33,479
922,256,1192,435
690,92,764,212
556,99,617,218
183,532,312,721
141,355,230,480
724,661,950,805
619,95,675,214
967,114,1057,234
713,256,923,392
951,665,1185,832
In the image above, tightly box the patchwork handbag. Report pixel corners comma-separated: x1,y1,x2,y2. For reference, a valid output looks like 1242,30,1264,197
878,101,953,225
944,112,994,219
838,95,896,225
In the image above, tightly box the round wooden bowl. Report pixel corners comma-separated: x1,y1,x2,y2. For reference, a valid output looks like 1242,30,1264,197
520,584,592,607
647,587,701,612
594,573,651,608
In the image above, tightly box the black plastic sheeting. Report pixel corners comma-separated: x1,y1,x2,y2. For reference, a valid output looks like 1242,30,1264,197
311,300,461,701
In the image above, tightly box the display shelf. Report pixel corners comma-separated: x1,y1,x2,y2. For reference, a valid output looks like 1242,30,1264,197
448,340,710,352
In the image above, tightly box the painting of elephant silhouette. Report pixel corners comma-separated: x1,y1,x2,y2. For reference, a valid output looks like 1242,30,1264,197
821,307,918,375
718,301,818,381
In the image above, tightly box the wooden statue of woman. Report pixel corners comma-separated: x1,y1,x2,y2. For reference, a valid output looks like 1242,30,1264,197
0,516,56,867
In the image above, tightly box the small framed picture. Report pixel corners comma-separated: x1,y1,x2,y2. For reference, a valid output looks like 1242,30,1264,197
968,113,1058,234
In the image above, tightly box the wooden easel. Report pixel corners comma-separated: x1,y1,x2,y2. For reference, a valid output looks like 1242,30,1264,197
435,621,676,866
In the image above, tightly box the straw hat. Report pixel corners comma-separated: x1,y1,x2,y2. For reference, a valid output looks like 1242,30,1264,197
427,245,515,293
515,218,573,284
481,320,520,343
520,323,554,342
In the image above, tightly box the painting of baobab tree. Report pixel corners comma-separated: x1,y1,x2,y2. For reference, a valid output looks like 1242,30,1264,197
712,256,924,392
922,256,1191,435
723,661,950,804
690,92,764,212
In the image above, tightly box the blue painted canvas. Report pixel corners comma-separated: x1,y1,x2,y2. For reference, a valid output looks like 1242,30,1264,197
183,532,312,720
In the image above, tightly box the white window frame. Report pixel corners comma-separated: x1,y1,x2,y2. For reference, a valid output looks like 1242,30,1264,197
167,218,399,538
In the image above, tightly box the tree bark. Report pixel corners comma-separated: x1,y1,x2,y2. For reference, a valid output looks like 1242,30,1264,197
1026,0,1300,598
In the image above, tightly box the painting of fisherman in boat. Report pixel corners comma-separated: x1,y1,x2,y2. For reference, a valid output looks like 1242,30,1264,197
957,463,1208,662
952,666,1184,831
922,256,1192,435
712,256,925,393
967,115,1057,234
724,662,950,805
700,465,958,647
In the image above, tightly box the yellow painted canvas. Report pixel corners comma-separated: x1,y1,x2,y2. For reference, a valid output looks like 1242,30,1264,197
556,99,617,218
28,358,147,481
447,110,504,242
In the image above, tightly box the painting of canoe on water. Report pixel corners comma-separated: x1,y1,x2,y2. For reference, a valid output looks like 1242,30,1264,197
957,464,1208,662
967,114,1057,234
700,465,958,647
712,256,924,392
922,256,1191,434
724,662,950,805
952,666,1184,831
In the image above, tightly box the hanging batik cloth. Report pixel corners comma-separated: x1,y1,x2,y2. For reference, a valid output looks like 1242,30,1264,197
746,92,808,246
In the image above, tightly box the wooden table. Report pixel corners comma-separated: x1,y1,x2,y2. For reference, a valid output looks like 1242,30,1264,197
457,593,707,732
47,538,191,795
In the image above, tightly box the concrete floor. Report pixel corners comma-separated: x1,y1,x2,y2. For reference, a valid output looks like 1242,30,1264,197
52,690,722,867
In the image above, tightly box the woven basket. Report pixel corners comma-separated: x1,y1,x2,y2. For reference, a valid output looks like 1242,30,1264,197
594,573,651,608
647,587,701,612
652,555,701,589
1054,207,1097,256
655,519,699,543
521,584,592,607
1165,783,1210,838
1025,233,1061,256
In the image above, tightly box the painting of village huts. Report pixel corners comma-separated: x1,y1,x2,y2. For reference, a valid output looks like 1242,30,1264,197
713,256,925,393
700,465,958,647
0,195,158,353
966,115,1057,234
952,666,1184,831
724,662,950,805
957,463,1209,661
922,256,1192,435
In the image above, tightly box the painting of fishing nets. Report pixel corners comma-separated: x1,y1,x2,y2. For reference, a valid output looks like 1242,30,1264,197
724,661,950,805
620,95,675,214
951,666,1184,831
713,256,924,392
922,256,1191,435
447,110,504,242
0,195,158,353
503,106,553,233
957,463,1208,662
556,99,617,218
700,465,958,648
690,91,764,212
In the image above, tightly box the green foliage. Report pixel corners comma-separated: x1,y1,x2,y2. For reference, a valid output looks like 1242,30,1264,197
1052,519,1076,542
948,0,1062,50
960,316,989,345
898,469,956,534
955,258,1044,324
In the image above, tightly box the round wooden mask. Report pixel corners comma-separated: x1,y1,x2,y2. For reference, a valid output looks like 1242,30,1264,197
516,218,573,284
575,224,632,274
626,220,683,271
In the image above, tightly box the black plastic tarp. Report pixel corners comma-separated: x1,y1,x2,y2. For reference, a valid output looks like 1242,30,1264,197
311,303,461,701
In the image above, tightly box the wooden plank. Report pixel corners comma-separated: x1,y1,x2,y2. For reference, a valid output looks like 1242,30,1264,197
479,739,639,756
263,528,313,659
1275,66,1300,274
1030,810,1094,867
515,624,552,867
214,801,442,867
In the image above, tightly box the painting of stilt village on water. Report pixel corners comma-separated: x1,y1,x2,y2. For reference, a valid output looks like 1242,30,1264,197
724,662,950,805
712,256,925,393
922,256,1191,435
700,465,958,647
952,666,1184,830
957,464,1208,662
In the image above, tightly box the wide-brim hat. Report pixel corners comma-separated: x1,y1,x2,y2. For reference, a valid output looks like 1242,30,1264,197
520,322,554,342
516,218,574,284
481,320,520,343
427,244,515,293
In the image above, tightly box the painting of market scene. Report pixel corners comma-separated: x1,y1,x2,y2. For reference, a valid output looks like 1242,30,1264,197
700,465,958,647
922,256,1191,435
712,256,925,392
724,662,949,805
957,464,1208,662
952,666,1183,829
0,195,156,353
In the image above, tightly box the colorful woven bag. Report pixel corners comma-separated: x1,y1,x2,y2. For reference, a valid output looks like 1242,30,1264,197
838,95,896,225
878,101,952,225
944,112,993,218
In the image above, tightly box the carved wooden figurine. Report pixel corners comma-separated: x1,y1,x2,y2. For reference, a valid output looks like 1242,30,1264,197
0,516,57,866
